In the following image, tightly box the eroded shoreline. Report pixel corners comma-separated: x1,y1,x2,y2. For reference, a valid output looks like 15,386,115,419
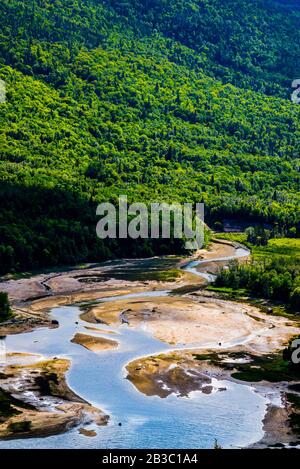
0,240,299,447
0,354,108,439
125,348,300,448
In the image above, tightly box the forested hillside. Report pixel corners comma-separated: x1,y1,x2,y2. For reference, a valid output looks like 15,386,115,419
107,0,300,97
1,1,300,96
0,0,299,274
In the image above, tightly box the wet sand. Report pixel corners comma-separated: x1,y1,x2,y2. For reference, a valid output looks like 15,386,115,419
80,294,299,352
0,356,108,439
0,267,199,336
126,349,300,447
126,352,224,398
1,240,299,446
0,240,237,319
71,333,118,352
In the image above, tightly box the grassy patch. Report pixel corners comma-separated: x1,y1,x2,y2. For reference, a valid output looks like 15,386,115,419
214,232,248,245
35,372,59,396
215,234,300,262
193,352,219,362
194,352,300,383
287,393,300,409
0,292,12,323
253,238,300,261
127,268,182,282
170,284,202,295
264,304,298,320
147,269,182,282
206,285,248,298
0,390,22,420
231,355,300,382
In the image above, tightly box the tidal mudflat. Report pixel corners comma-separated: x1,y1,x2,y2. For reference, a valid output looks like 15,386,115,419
0,241,299,448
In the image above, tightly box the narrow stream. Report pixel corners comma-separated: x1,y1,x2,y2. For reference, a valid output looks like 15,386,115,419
183,246,250,282
0,245,272,449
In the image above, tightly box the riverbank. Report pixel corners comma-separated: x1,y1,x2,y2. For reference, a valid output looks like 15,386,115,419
0,239,299,447
0,257,202,336
0,241,243,337
80,292,299,350
126,348,300,447
0,240,237,309
0,355,108,439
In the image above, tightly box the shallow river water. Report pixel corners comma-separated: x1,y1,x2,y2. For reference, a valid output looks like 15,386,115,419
0,246,273,449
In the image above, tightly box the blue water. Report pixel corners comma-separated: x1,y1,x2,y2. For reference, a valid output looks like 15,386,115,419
183,247,250,281
0,296,267,449
0,246,269,449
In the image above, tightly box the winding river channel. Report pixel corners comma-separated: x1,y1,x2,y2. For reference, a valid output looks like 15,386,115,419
0,245,277,449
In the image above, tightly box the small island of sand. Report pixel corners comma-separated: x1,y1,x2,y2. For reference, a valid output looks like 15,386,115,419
71,333,118,352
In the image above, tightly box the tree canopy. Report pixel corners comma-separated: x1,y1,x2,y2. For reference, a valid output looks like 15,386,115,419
0,0,299,273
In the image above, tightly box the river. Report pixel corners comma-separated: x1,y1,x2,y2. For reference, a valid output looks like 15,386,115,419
0,244,274,449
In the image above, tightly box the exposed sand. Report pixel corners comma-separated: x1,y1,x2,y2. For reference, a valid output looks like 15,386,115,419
84,326,118,335
79,428,97,437
126,349,300,447
251,403,294,448
196,239,236,261
0,241,233,304
0,309,58,336
0,288,150,336
71,333,118,352
0,273,194,336
126,349,253,398
0,357,108,439
0,241,236,336
127,352,225,398
1,240,299,446
180,239,246,277
1,263,189,306
81,294,299,352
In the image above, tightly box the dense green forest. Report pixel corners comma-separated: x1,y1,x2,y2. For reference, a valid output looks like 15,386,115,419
215,237,300,310
0,0,299,274
107,0,300,97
